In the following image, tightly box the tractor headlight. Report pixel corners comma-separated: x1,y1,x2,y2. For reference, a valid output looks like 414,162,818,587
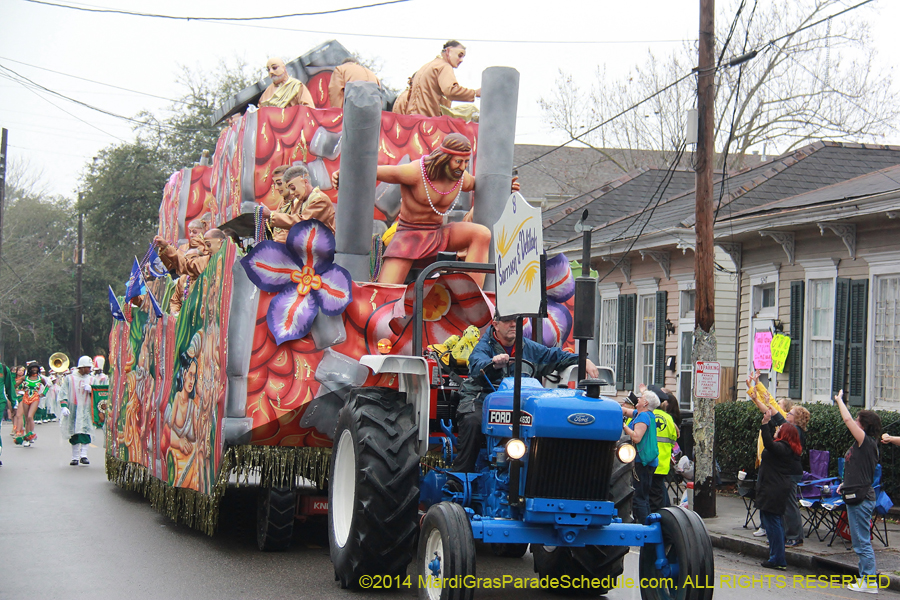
616,442,636,463
506,438,527,460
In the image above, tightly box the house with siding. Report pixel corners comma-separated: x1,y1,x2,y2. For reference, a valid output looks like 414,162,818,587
544,142,900,409
715,161,900,408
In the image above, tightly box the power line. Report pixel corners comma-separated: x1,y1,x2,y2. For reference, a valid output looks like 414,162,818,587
597,142,688,284
23,0,413,21
0,65,174,131
21,0,692,44
215,20,693,45
1,72,126,142
516,72,694,171
521,0,877,177
763,0,875,48
0,55,184,105
0,64,219,136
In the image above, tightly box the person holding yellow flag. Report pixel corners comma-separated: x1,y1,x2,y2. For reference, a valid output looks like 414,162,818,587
746,370,808,544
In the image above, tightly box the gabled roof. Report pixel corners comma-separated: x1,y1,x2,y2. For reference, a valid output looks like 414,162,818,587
721,163,900,221
549,141,900,252
541,168,697,247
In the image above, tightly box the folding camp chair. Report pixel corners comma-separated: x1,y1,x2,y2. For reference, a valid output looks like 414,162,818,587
737,479,759,529
797,450,841,540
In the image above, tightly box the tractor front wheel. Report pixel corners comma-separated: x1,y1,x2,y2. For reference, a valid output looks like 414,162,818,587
638,506,714,600
417,501,476,600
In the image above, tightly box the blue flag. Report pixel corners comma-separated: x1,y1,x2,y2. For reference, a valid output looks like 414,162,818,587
108,286,125,321
147,288,164,319
124,258,147,303
146,245,169,279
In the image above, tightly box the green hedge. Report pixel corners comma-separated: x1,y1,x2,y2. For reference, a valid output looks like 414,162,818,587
714,400,900,501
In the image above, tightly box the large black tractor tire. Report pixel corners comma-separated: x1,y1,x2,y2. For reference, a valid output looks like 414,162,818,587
532,442,635,596
417,501,476,600
638,506,713,600
328,387,420,589
256,486,296,551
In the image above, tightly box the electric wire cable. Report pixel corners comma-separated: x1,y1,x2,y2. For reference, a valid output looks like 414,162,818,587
22,0,412,21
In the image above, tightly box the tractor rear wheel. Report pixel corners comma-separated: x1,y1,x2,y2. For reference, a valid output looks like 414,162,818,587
531,443,634,596
256,486,296,551
328,387,420,589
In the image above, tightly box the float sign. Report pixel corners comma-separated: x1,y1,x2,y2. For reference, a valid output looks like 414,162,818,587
493,192,543,317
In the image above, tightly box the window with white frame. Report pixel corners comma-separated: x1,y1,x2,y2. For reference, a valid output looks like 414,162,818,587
639,294,656,385
753,283,776,317
599,297,618,371
874,275,900,404
680,289,696,318
808,279,834,400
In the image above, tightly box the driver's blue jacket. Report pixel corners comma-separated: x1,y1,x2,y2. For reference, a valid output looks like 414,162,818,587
456,326,579,415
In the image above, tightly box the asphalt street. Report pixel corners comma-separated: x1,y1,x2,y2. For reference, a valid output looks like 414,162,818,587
2,424,897,600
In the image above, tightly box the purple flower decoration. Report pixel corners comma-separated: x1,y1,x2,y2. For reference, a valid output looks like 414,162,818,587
241,220,352,346
546,253,575,302
522,254,576,347
523,301,573,348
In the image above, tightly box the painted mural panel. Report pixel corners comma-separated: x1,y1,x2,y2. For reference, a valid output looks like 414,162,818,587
108,243,236,495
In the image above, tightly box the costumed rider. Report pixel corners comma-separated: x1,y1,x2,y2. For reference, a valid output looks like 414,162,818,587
259,57,315,109
59,356,95,466
92,357,109,386
15,362,47,446
451,312,599,472
258,164,336,242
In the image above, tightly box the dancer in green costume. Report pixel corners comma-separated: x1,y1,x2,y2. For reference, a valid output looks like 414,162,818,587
15,362,47,446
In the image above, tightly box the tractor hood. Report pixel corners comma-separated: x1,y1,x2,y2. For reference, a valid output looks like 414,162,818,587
482,378,622,441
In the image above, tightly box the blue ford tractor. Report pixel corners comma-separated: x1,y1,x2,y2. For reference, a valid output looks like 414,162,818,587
327,261,714,600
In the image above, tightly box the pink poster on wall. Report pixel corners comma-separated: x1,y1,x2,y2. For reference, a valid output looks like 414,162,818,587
754,331,773,370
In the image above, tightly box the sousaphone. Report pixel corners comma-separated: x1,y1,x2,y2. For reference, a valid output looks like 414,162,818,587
49,352,70,373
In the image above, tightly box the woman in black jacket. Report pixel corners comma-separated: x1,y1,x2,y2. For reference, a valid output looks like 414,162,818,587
756,410,803,570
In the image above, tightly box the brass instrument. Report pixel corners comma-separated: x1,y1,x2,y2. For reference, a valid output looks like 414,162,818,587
49,352,70,373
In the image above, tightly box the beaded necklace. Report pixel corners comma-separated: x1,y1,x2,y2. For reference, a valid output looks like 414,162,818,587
420,158,463,217
254,205,266,243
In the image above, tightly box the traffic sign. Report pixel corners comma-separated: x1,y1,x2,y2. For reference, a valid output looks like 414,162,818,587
694,361,721,399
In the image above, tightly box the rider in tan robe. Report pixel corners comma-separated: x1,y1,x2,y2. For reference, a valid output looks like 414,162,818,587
405,41,480,117
328,58,380,107
261,165,336,241
259,58,315,109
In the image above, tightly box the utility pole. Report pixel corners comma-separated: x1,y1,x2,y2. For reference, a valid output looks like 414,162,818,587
693,0,718,518
74,196,83,358
0,128,7,363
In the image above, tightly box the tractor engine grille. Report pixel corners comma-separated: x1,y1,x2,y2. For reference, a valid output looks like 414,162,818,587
524,438,616,501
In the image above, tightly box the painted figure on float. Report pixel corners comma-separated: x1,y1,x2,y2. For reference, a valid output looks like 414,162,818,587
259,57,315,109
333,133,517,287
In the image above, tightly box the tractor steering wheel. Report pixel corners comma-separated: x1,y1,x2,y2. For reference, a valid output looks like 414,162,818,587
518,358,536,377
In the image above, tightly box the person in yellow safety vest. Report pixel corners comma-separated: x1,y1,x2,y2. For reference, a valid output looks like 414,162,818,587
649,385,680,511
622,384,680,513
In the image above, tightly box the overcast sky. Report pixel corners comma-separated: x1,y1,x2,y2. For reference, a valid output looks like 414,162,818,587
1,0,898,199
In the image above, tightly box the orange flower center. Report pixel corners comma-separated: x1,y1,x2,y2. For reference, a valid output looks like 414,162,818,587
291,265,322,296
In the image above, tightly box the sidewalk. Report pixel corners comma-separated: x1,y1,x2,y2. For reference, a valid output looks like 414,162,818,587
701,492,900,591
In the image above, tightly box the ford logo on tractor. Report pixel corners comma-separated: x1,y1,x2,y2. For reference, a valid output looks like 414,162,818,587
567,413,595,426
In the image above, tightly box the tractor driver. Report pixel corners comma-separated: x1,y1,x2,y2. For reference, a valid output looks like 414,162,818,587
451,312,599,472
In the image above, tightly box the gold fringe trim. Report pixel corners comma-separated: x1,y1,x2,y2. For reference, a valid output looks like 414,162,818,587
107,445,448,535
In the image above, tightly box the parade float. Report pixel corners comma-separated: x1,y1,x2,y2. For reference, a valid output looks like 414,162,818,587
106,41,713,599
